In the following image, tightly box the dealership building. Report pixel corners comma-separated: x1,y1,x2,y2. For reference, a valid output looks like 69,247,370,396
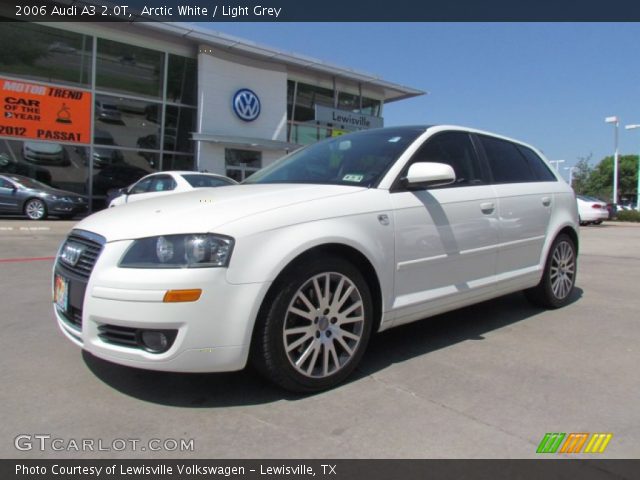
0,20,424,210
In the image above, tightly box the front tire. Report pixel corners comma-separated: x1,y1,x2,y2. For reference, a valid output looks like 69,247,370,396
252,255,374,393
24,198,47,220
525,234,577,309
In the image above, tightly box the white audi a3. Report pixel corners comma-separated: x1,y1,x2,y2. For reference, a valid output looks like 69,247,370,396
53,125,579,392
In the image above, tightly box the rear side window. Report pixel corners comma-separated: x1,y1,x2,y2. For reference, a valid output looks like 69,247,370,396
517,145,557,181
408,131,486,186
182,174,233,188
479,135,536,184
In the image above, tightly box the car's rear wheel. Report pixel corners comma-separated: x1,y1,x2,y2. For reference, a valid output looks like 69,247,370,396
252,256,374,392
24,198,47,220
525,233,577,309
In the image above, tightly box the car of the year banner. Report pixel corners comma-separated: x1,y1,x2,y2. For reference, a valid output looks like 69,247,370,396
0,76,91,144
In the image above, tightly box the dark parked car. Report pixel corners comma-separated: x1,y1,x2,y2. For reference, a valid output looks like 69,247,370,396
0,174,87,220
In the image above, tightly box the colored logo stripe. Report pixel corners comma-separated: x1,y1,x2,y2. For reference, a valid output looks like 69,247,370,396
584,433,613,453
560,433,589,453
536,433,566,453
537,433,613,454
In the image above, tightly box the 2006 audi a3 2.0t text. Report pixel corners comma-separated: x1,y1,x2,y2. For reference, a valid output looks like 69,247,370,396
53,126,579,392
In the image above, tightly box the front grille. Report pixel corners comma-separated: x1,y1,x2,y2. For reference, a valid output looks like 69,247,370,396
98,324,139,348
57,230,105,279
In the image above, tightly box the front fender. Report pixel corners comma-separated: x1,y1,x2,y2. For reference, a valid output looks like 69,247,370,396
225,212,395,313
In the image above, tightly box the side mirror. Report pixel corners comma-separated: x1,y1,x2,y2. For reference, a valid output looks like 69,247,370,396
402,162,456,189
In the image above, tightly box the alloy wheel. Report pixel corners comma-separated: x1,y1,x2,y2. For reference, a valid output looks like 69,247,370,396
283,272,365,378
25,200,45,220
550,240,575,300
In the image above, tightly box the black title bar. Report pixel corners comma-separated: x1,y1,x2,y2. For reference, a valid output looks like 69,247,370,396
2,459,639,480
1,0,640,21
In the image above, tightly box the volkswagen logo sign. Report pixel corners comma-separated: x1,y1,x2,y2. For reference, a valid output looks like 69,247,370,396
232,88,261,122
60,242,84,267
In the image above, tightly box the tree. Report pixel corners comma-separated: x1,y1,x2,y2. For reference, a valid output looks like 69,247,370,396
571,153,593,194
585,155,639,202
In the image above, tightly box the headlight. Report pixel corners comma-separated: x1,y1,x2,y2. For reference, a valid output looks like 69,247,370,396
119,234,234,268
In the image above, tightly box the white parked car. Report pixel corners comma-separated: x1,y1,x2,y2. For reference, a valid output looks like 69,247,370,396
53,126,579,392
108,171,237,207
22,141,69,166
576,195,608,225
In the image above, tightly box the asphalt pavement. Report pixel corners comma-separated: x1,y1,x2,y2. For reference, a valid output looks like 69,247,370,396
1,219,639,458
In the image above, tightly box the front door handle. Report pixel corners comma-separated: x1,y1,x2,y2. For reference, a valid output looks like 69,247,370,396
480,202,495,214
542,196,551,207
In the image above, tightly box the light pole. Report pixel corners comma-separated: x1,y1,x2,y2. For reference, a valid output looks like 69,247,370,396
549,159,565,172
565,166,578,187
625,124,640,211
605,116,620,204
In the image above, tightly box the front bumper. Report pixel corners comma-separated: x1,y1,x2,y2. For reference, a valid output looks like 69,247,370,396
54,238,270,373
23,152,64,165
48,201,87,215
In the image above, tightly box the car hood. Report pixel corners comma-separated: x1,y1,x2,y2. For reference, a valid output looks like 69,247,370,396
75,184,367,242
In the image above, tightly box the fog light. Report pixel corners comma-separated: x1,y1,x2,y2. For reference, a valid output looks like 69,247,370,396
140,330,169,353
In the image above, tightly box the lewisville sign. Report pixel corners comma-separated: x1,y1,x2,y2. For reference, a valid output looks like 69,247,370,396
314,105,383,130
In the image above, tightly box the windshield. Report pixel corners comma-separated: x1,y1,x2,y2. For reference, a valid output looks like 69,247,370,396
244,127,425,187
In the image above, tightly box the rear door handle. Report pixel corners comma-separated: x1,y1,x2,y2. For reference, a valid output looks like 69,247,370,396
480,202,495,214
542,196,551,207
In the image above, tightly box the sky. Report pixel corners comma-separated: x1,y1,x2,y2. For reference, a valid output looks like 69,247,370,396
202,22,640,181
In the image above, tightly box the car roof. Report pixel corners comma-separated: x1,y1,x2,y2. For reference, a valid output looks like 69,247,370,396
345,125,545,154
0,173,29,182
144,171,233,179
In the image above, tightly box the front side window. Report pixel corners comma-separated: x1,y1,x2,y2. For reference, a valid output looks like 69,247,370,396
129,177,153,194
480,135,537,184
245,128,424,187
406,131,485,186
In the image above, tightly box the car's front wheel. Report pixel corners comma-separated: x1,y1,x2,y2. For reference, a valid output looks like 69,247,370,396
252,255,374,392
24,198,47,220
525,233,577,309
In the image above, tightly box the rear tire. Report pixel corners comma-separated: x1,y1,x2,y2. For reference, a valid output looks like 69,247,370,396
525,234,577,309
252,255,374,393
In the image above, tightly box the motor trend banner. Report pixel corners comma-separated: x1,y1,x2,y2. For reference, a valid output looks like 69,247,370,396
0,76,91,144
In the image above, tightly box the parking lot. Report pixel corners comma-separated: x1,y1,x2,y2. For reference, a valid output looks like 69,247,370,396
1,219,639,459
